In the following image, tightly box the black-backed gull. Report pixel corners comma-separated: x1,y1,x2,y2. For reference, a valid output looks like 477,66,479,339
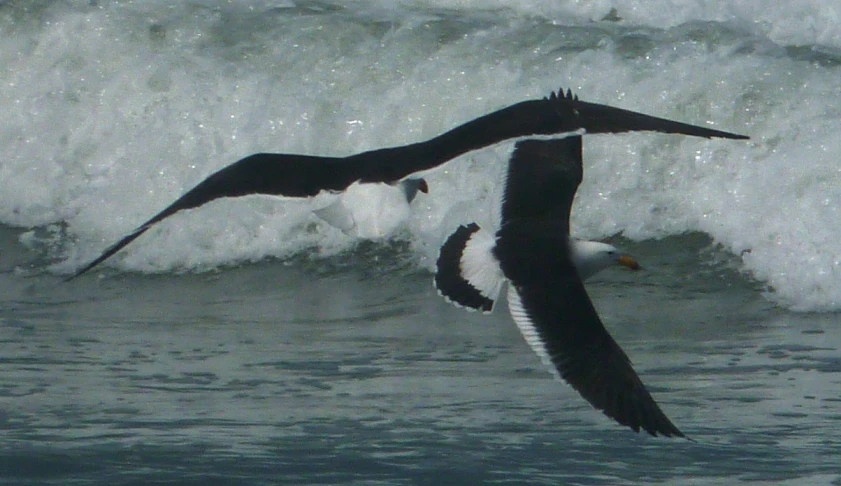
434,127,697,436
67,88,746,280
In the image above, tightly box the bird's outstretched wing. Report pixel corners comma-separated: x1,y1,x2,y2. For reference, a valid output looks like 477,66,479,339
499,135,583,232
66,153,348,280
68,88,748,279
541,88,749,140
495,219,683,437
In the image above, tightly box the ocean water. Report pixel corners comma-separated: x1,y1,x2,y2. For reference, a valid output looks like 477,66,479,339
2,1,841,484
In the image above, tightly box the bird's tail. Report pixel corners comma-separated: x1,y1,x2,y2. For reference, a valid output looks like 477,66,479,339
434,223,505,313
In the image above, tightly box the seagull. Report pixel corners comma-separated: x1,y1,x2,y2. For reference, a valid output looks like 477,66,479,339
432,95,741,435
66,88,747,280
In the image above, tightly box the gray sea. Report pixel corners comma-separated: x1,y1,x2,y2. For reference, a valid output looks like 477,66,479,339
3,1,841,484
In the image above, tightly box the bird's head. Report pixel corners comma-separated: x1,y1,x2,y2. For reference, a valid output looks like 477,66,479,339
570,239,640,281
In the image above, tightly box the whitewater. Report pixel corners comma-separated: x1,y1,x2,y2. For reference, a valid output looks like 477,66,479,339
2,0,841,310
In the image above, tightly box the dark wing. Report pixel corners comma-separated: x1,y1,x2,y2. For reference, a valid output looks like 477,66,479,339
546,88,749,140
66,153,352,280
67,88,746,280
346,88,746,187
495,220,683,437
500,136,583,231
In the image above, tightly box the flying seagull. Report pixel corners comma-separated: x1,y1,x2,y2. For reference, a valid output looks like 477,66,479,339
434,131,687,437
67,88,747,280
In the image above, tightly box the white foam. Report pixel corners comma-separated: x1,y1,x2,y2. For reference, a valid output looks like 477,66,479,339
368,0,841,50
2,2,841,310
314,181,418,238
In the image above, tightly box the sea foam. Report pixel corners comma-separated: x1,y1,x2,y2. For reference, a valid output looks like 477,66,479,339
2,1,841,310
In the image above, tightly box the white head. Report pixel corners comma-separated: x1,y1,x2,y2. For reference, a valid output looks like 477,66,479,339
569,239,640,281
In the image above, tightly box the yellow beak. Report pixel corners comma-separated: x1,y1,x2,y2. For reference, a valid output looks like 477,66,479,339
618,255,641,271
